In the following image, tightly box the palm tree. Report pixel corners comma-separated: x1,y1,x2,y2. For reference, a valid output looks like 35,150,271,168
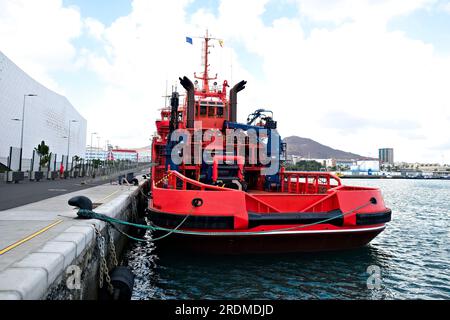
35,141,50,169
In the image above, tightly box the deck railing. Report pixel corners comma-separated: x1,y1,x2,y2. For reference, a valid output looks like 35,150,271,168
280,170,342,194
154,170,234,191
154,169,342,195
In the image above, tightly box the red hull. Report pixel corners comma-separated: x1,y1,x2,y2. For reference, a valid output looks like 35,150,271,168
148,172,391,254
151,226,386,254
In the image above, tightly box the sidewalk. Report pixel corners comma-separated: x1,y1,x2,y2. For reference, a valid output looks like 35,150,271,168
0,182,138,273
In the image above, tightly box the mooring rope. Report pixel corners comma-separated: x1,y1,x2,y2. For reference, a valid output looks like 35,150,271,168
75,200,375,242
108,215,190,243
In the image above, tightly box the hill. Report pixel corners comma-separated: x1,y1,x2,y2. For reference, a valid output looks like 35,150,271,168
283,136,367,160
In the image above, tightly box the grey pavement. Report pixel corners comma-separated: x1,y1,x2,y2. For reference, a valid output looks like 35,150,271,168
0,167,149,211
0,179,144,299
0,181,140,273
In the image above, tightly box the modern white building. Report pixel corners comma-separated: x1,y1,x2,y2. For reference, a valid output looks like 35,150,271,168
351,160,380,173
0,51,86,169
85,147,108,161
291,156,336,168
85,147,139,162
111,149,139,162
135,146,152,163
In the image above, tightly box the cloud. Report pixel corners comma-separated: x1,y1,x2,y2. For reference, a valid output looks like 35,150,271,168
440,1,450,13
84,17,106,41
0,0,83,92
2,0,450,164
189,0,450,162
295,0,436,24
322,112,421,133
78,0,450,163
74,0,264,149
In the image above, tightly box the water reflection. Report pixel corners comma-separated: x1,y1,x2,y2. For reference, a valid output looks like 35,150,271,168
124,237,398,300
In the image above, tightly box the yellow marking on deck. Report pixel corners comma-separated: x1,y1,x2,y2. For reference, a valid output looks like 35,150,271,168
97,189,121,204
0,219,64,255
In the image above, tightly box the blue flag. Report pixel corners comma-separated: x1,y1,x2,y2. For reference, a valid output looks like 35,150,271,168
186,37,193,45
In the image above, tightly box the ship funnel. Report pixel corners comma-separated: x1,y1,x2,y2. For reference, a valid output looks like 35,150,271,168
229,80,247,122
169,91,179,134
179,76,195,128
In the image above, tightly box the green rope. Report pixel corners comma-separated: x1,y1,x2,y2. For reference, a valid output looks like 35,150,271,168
108,217,190,243
78,209,157,230
77,200,373,242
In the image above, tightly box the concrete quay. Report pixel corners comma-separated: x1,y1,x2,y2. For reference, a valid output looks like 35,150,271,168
0,172,149,300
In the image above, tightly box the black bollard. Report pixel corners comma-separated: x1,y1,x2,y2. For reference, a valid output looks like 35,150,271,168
68,196,93,211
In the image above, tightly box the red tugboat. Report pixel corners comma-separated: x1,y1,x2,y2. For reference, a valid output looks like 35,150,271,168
148,32,391,254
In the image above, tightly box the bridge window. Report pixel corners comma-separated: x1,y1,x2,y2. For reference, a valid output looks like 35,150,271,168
217,102,224,117
208,102,216,117
200,102,207,116
197,101,226,118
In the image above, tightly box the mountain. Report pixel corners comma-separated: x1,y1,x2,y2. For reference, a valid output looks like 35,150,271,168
143,137,368,160
283,136,367,160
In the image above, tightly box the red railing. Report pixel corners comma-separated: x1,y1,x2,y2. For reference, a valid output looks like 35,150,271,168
154,169,342,195
153,170,234,192
280,170,342,194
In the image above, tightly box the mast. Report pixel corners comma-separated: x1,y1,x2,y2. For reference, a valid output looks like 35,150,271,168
203,31,210,92
195,30,217,93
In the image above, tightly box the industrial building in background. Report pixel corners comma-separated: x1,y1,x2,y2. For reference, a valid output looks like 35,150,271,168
85,146,151,163
0,51,87,171
379,148,394,165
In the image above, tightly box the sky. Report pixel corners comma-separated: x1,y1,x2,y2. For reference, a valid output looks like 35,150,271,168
1,0,450,164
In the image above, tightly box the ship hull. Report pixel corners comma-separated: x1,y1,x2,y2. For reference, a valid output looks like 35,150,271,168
150,225,385,254
147,174,391,254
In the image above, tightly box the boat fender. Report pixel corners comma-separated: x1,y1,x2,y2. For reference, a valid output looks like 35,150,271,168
132,178,139,186
192,198,204,207
109,266,135,300
68,196,93,212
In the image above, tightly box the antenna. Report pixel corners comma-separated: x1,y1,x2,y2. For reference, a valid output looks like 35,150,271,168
230,48,233,85
193,30,220,93
165,79,168,107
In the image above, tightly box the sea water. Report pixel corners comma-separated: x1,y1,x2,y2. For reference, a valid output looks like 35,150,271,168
123,179,450,300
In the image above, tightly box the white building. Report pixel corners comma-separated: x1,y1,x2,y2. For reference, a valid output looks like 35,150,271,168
291,156,335,168
0,51,86,168
135,146,152,163
85,147,139,162
85,147,107,161
351,160,380,173
112,150,139,162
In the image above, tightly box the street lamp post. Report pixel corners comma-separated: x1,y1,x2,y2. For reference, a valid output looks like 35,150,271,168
97,136,101,155
67,120,78,169
96,136,101,174
90,132,98,160
18,94,37,171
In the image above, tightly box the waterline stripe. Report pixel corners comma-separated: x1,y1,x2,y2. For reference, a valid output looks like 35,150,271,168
0,219,64,255
169,225,387,237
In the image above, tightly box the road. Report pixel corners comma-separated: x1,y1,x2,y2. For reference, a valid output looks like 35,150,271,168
0,177,113,211
0,168,148,211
